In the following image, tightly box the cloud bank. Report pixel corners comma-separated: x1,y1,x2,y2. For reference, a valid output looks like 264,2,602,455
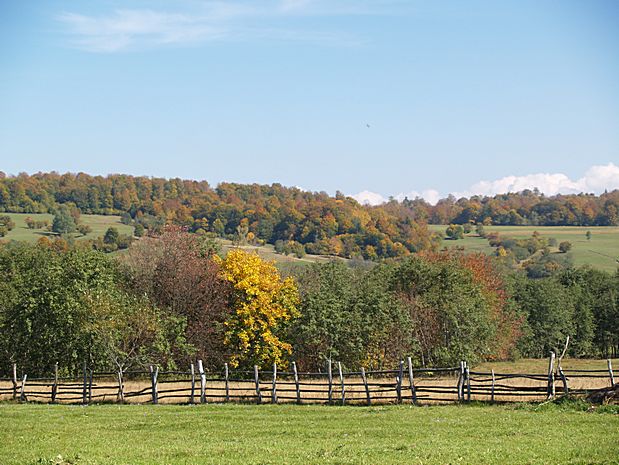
351,163,619,206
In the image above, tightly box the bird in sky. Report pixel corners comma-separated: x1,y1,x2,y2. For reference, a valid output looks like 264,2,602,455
366,123,371,128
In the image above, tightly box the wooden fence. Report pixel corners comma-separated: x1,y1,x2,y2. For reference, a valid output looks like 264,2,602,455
1,354,615,406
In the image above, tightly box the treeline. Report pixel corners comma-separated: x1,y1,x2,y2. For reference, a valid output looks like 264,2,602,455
1,230,617,377
3,172,619,262
0,172,438,260
406,189,619,226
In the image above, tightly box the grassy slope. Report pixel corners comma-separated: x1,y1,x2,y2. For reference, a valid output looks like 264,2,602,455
2,213,134,242
0,403,617,465
1,213,340,268
430,225,619,272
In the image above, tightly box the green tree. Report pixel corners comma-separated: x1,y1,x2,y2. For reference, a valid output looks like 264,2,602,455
134,224,145,237
291,261,363,370
52,205,77,235
510,276,575,358
445,224,464,240
77,224,92,236
0,215,15,231
103,227,119,245
212,218,226,237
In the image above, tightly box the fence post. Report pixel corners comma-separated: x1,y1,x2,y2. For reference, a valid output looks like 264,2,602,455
12,363,17,400
457,361,464,401
465,365,471,402
190,363,195,404
338,362,345,405
51,362,59,403
88,369,93,403
254,365,262,404
327,359,333,405
271,363,278,404
396,360,404,404
547,351,556,399
19,374,27,402
608,359,615,387
292,362,300,404
117,369,124,403
360,367,371,406
559,366,568,396
491,369,495,403
407,357,417,405
82,361,88,405
198,360,206,404
149,365,159,404
224,363,230,402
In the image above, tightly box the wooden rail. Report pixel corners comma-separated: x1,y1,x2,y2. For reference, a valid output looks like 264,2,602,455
2,355,615,406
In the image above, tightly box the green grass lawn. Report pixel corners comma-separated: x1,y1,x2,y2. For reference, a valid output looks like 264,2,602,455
0,403,617,464
2,213,134,242
430,225,619,272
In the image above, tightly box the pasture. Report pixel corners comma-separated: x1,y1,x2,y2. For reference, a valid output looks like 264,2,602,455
1,213,336,267
1,213,133,242
0,403,617,464
430,224,619,272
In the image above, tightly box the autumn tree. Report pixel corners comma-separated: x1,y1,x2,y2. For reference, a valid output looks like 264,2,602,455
216,249,299,368
121,226,231,369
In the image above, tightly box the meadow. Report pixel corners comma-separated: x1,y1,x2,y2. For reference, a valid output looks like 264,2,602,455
430,224,619,272
1,213,339,267
1,213,133,242
0,402,617,465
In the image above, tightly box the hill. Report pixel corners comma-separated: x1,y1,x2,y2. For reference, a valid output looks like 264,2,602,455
430,224,619,272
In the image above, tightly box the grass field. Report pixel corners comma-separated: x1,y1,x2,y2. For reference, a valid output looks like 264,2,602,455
1,213,134,242
430,224,619,272
1,213,337,268
0,403,617,465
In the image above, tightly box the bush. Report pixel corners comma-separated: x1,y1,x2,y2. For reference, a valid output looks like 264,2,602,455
559,241,572,253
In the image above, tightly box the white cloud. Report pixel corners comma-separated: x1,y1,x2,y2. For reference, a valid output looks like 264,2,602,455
350,163,619,206
352,190,387,206
56,1,391,52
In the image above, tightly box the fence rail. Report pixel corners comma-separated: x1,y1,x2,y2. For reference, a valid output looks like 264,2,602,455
1,354,615,406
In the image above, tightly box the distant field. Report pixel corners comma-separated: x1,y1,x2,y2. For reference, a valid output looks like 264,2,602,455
217,239,347,270
0,403,617,465
1,213,134,242
1,213,340,269
430,225,619,272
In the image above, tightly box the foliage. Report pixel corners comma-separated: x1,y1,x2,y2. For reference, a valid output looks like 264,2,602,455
103,227,119,244
445,224,464,240
0,243,182,376
77,224,92,236
510,275,575,358
0,172,440,260
0,215,15,231
121,227,231,369
559,241,572,253
216,249,299,368
389,255,506,366
51,205,76,235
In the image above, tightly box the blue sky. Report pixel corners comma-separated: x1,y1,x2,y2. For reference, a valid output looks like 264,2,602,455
1,0,618,203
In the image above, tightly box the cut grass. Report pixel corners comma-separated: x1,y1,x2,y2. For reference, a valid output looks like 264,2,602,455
0,403,617,465
430,225,619,272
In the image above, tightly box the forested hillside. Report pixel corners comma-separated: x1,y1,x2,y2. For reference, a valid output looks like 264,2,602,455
0,172,618,260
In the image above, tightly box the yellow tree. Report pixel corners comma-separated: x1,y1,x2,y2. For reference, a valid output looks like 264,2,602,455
216,249,299,368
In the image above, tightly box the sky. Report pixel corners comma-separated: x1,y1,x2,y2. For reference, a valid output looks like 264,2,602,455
1,0,618,204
